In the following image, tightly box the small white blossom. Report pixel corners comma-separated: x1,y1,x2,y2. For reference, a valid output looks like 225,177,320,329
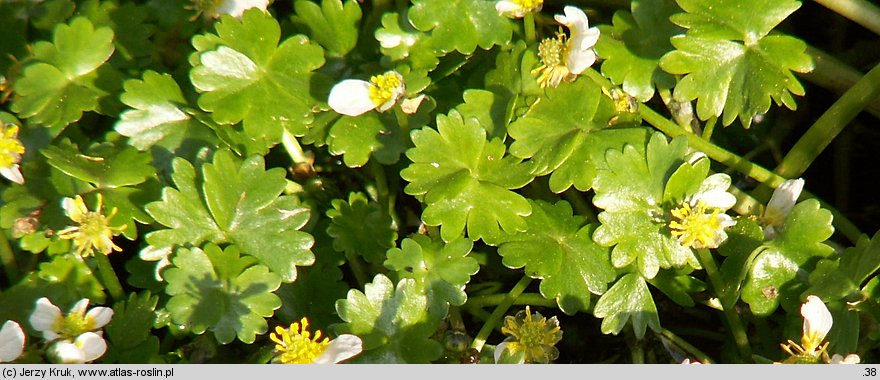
496,0,543,19
532,6,600,88
29,298,113,341
46,332,107,364
328,71,406,117
762,178,804,240
0,321,25,362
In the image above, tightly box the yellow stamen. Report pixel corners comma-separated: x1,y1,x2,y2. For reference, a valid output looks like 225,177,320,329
532,36,572,88
57,194,126,257
368,72,404,109
668,201,728,249
0,124,25,169
270,318,330,364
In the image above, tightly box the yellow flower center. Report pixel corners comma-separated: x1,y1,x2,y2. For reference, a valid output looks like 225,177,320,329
512,0,543,10
51,311,96,340
668,201,727,249
368,72,404,108
270,318,330,364
500,306,562,363
57,194,126,257
532,36,572,88
0,124,25,169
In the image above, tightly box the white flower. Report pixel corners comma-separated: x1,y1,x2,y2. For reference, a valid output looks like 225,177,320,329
46,332,107,364
688,173,737,211
762,178,804,240
532,6,600,88
29,298,113,341
328,71,406,117
212,0,269,19
830,353,861,364
496,0,543,19
0,321,25,362
800,295,832,354
270,318,363,364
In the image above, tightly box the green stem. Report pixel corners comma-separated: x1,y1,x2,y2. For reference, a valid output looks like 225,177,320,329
701,116,717,141
524,12,537,45
0,232,19,284
775,61,880,180
814,0,880,36
695,249,751,362
347,255,369,290
370,161,402,230
464,293,557,310
94,253,124,301
656,328,714,364
802,46,880,119
640,105,863,244
470,275,533,352
626,329,644,364
393,107,411,139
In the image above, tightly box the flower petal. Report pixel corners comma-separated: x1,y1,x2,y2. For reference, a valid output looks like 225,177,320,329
0,321,25,362
215,0,269,18
48,340,86,364
314,334,363,364
85,306,114,329
328,79,377,117
496,1,526,18
30,297,62,338
494,342,509,364
0,165,24,185
75,332,107,363
830,353,860,364
692,173,736,210
763,178,804,231
801,295,832,350
69,299,90,318
565,45,597,75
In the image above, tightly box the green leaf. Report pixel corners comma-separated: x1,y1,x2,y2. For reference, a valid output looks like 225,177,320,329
401,110,534,244
335,274,444,363
145,151,315,282
659,0,812,128
275,260,348,332
594,0,682,101
37,254,107,304
326,112,409,168
104,292,161,363
291,0,361,58
742,199,835,315
508,78,652,192
327,192,397,264
717,217,764,305
41,141,154,189
497,200,615,314
164,244,282,344
591,133,697,279
190,9,325,150
807,231,880,301
646,269,705,307
408,0,512,55
484,40,542,120
593,272,661,339
77,0,155,68
115,71,217,153
455,89,510,141
375,11,440,71
11,17,119,130
384,235,479,317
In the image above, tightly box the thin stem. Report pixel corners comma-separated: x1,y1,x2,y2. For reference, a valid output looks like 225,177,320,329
470,275,533,352
282,129,308,165
0,232,19,283
701,116,717,141
640,105,863,244
814,0,880,37
393,107,411,139
94,253,124,301
656,328,715,364
775,61,880,180
695,249,751,362
370,161,402,230
464,293,557,310
626,329,644,364
524,12,537,45
346,255,370,290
